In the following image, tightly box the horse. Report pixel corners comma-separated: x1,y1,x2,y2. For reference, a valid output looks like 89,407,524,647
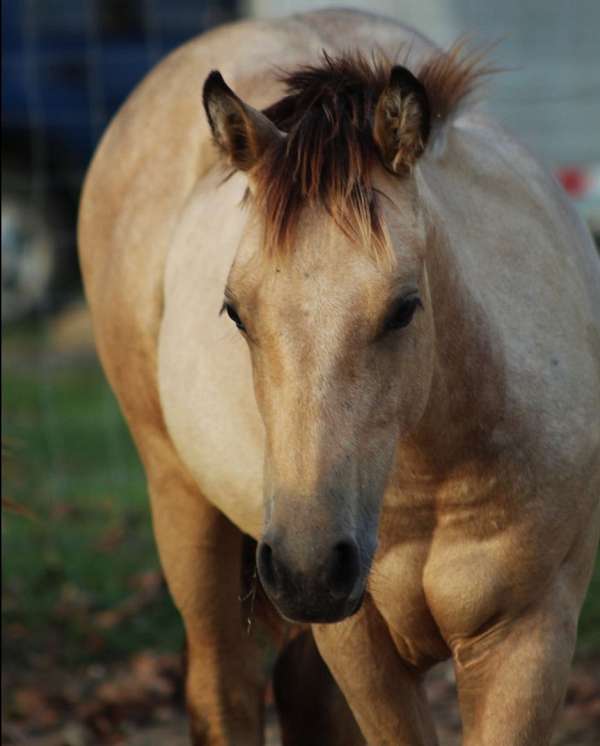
78,8,600,745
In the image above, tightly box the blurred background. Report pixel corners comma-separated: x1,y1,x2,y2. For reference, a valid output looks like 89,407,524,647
2,1,599,744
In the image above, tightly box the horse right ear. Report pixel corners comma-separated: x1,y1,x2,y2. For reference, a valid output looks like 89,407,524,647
203,71,283,171
373,66,431,175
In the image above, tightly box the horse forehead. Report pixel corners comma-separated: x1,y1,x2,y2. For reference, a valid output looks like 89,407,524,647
232,199,424,316
262,230,422,308
261,248,388,320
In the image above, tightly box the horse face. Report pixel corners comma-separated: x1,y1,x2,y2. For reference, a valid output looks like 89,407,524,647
225,178,435,623
205,64,434,622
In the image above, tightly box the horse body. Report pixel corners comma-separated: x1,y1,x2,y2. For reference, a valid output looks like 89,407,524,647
79,9,600,745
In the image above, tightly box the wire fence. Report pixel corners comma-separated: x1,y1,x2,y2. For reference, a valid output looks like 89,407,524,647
2,1,241,709
2,0,242,597
2,0,237,323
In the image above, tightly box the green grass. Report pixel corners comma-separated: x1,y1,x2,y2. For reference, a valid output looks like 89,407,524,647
2,320,183,668
2,317,599,672
578,555,600,655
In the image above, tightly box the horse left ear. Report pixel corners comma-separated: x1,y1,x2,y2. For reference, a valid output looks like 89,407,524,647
203,70,283,171
373,66,431,175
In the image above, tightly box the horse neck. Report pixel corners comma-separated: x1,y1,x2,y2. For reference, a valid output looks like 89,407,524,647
399,206,506,482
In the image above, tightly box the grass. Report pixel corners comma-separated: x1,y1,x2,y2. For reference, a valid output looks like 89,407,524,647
2,316,183,669
1,313,599,673
578,555,600,655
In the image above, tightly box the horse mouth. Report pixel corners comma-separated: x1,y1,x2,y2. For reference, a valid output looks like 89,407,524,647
267,587,366,625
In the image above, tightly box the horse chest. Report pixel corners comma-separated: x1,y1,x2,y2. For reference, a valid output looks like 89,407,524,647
368,485,567,668
369,542,451,665
368,536,528,668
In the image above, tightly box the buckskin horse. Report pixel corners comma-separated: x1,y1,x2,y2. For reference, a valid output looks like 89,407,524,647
79,9,600,745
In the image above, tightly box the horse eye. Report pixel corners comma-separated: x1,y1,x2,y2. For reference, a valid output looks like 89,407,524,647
383,296,423,333
223,302,246,332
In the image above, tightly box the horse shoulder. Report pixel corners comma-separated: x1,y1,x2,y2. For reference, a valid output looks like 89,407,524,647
157,170,266,537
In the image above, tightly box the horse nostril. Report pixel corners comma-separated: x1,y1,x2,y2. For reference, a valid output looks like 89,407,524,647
257,541,278,594
326,539,360,599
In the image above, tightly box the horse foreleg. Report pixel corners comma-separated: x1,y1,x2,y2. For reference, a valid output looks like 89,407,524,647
453,587,578,746
148,465,267,746
312,597,439,746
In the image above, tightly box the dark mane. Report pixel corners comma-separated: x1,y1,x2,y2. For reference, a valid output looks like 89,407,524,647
252,45,491,259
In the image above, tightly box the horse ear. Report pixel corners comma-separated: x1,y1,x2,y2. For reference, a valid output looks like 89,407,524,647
373,66,431,175
203,71,283,171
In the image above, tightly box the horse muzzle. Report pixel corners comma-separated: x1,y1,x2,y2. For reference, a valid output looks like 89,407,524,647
256,531,367,623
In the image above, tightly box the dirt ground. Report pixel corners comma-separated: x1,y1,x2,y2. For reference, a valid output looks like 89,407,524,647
3,655,599,745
